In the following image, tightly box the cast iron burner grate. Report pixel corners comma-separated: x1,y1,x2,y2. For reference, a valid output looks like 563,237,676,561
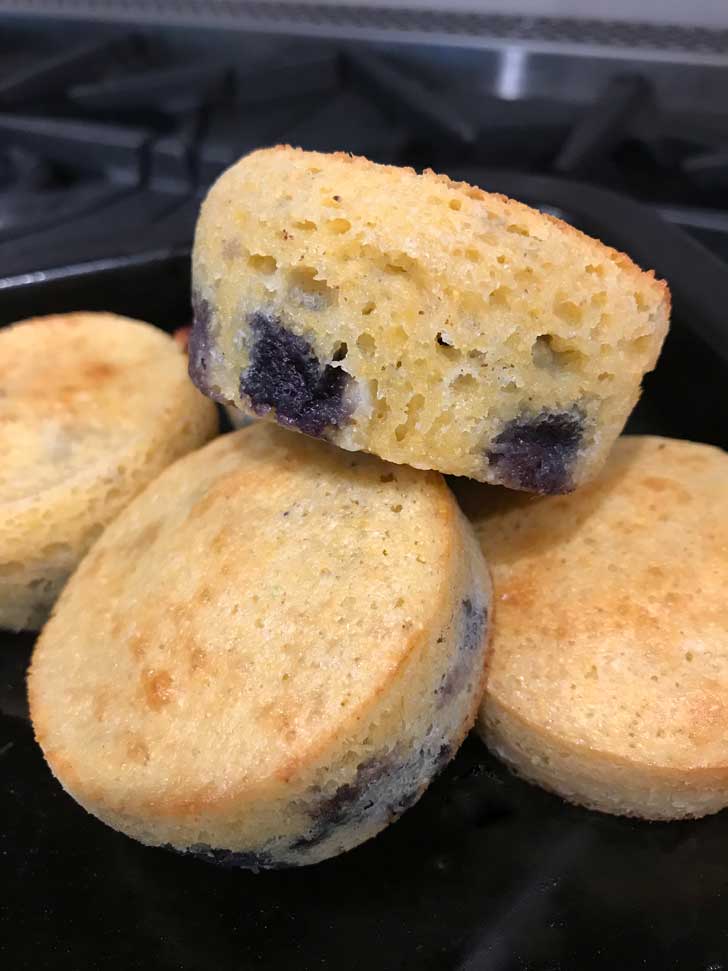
3,25,728,283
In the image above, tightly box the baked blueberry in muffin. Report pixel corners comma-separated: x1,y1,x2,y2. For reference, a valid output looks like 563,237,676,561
190,145,669,492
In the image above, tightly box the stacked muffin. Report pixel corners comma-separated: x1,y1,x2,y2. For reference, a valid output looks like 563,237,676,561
20,147,728,869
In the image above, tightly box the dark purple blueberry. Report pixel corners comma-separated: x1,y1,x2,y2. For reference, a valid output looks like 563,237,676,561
311,756,389,827
178,741,457,865
486,410,583,494
461,598,488,655
187,291,226,403
240,313,352,438
292,750,428,852
292,756,391,853
436,598,488,706
182,844,285,871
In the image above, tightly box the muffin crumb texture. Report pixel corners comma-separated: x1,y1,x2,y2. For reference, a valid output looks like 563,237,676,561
191,146,670,491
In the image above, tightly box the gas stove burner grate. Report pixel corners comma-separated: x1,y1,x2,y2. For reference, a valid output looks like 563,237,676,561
1,20,728,324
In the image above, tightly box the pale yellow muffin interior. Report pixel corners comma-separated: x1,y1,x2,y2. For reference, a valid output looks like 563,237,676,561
29,424,491,863
192,146,669,491
0,312,218,630
457,436,728,819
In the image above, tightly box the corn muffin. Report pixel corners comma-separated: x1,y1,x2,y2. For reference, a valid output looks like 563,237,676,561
190,146,669,493
0,312,218,631
457,436,728,819
29,423,491,867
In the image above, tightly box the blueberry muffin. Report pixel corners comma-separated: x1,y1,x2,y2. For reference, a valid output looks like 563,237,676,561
457,436,728,820
190,146,670,493
29,423,491,867
0,313,218,631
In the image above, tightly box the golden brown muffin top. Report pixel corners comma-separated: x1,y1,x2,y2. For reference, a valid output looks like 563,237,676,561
30,424,464,818
460,436,728,771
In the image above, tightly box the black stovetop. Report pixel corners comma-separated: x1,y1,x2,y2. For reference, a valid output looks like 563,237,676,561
3,22,728,285
3,17,728,971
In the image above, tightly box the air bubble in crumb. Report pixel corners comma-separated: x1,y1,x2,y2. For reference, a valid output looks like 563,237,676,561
394,393,425,442
554,299,583,325
328,218,351,234
630,335,652,355
248,254,277,275
357,332,376,356
288,266,336,311
532,334,583,372
489,286,512,307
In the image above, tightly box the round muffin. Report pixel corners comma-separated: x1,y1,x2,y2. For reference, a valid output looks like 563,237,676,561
29,423,491,867
190,145,669,494
0,312,218,631
457,435,728,820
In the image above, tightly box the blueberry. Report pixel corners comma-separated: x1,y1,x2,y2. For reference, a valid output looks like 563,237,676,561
241,313,352,438
293,750,426,852
311,756,389,827
461,598,488,655
437,598,488,705
487,410,583,493
183,741,451,865
182,844,285,871
188,291,226,403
